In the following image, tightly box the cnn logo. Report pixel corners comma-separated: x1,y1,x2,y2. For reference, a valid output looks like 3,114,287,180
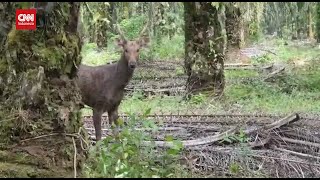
18,14,34,22
16,9,37,30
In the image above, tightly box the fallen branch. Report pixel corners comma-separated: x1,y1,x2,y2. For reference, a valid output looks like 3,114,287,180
282,131,320,144
249,136,271,148
263,66,285,81
86,126,187,132
261,64,274,70
224,66,257,70
243,114,300,148
20,130,89,152
248,154,320,167
276,136,320,149
77,127,90,151
259,48,277,55
225,63,253,67
264,113,300,131
259,64,275,74
173,124,221,132
125,87,185,94
244,113,300,135
186,146,320,167
142,127,237,148
272,146,320,160
20,133,60,142
72,137,77,178
132,75,187,80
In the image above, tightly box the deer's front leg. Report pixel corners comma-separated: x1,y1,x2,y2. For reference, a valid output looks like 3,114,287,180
93,109,103,141
108,106,120,136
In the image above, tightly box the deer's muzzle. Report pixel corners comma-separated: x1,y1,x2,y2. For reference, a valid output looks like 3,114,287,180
128,61,137,69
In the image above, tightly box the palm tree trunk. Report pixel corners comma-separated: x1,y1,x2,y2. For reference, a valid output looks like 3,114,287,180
0,2,87,177
184,2,226,96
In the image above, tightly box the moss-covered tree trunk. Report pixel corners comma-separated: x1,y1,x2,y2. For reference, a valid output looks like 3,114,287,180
296,2,304,40
136,2,143,15
316,2,320,42
83,2,95,43
96,19,108,49
308,4,314,40
0,2,88,177
78,3,85,41
184,2,227,96
96,2,110,49
127,2,132,18
225,3,242,63
154,2,166,44
108,2,117,27
148,2,154,37
225,3,241,49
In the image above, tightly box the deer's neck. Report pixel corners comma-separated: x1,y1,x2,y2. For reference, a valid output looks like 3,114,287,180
115,54,134,88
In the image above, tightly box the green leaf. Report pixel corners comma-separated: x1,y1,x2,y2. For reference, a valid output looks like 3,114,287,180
167,148,179,156
172,140,183,150
20,2,31,8
164,135,174,142
223,136,232,143
101,150,108,163
101,18,110,24
151,167,159,172
211,2,220,9
117,118,124,126
143,108,152,117
123,152,128,159
93,12,101,23
229,162,240,174
103,163,107,175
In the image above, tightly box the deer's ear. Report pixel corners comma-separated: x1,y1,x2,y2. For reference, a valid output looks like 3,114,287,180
139,36,150,48
115,38,126,48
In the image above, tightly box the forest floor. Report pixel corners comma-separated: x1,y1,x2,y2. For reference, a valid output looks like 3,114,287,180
80,37,320,178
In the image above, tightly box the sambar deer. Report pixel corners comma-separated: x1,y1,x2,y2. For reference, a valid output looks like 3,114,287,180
77,23,150,141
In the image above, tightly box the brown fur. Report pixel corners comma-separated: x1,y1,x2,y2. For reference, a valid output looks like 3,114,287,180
77,37,149,141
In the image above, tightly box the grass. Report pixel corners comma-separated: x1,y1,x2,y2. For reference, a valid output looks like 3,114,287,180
224,80,320,114
81,43,120,66
150,34,185,60
268,38,320,63
225,70,259,79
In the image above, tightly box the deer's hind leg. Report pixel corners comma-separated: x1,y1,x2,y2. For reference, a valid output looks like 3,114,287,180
93,109,103,141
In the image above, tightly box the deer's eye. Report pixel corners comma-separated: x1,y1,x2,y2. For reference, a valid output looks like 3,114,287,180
125,50,128,53
137,49,139,52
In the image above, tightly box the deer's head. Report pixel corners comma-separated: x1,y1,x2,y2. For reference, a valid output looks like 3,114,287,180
115,23,150,70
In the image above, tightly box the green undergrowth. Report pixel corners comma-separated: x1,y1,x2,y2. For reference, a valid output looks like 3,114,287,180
267,38,320,63
81,64,320,116
225,70,259,78
81,43,119,66
83,109,190,178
